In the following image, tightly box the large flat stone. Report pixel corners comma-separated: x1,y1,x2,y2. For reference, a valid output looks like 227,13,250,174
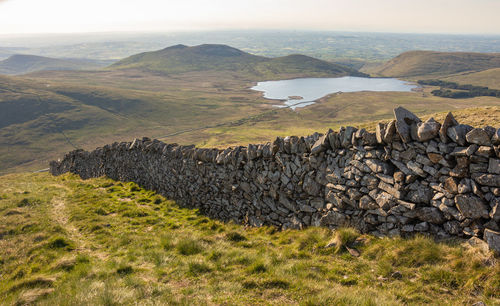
455,194,489,219
394,107,421,143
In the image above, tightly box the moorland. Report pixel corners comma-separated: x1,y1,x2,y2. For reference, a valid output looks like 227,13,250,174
1,31,500,305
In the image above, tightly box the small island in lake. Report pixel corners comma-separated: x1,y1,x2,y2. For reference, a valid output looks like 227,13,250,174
288,95,304,100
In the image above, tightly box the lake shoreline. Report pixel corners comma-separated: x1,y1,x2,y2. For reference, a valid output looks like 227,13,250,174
251,76,418,110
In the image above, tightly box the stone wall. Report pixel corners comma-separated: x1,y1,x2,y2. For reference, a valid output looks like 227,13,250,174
50,107,500,250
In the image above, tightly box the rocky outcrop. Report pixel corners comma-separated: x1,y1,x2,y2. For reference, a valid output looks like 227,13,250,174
50,107,500,251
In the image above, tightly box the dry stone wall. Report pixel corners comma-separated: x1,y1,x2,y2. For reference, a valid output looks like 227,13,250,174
50,107,500,251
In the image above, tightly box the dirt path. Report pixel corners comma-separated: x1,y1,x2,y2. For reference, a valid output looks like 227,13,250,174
50,184,108,260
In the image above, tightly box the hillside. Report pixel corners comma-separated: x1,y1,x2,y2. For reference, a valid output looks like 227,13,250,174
365,51,500,78
441,68,500,90
0,54,112,75
110,44,366,78
0,71,276,174
0,172,498,304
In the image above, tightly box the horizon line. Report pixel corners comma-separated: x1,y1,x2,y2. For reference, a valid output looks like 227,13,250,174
1,28,500,38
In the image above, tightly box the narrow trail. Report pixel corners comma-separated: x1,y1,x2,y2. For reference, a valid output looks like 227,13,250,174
50,184,108,260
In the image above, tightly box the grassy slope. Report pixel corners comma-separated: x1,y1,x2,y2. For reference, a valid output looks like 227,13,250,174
0,172,498,305
440,68,500,90
163,90,500,149
3,47,500,173
0,54,109,75
0,71,275,174
110,44,365,79
364,51,500,78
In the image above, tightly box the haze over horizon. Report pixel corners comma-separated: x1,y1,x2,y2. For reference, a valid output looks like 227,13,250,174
0,0,499,36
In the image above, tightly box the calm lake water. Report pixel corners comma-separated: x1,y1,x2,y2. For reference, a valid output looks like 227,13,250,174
251,77,417,109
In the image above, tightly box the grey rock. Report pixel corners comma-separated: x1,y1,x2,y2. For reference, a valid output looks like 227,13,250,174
466,128,491,146
472,173,500,187
311,133,330,155
341,126,357,148
319,210,349,227
359,195,378,210
376,123,386,143
439,112,458,143
490,200,500,221
476,146,494,157
415,207,445,224
455,194,489,219
447,124,473,146
417,117,441,142
488,158,500,174
364,159,390,174
492,128,500,145
444,221,461,235
484,229,500,253
394,106,421,143
383,120,397,143
303,175,322,196
407,161,426,177
414,222,429,231
378,181,403,199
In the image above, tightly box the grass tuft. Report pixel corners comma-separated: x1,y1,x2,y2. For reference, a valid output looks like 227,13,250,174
225,231,247,242
176,239,203,256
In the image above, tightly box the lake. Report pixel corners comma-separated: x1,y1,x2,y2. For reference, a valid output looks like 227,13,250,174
251,76,417,109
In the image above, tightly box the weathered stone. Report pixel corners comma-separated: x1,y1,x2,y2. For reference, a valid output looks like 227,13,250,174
359,195,378,210
455,195,489,219
476,146,494,157
309,198,325,210
383,120,397,143
488,158,500,174
341,126,357,148
490,200,500,221
492,129,500,145
444,177,459,194
364,159,390,174
407,161,426,177
414,221,429,231
427,152,443,164
303,174,322,196
444,221,461,235
417,117,441,142
311,133,330,155
414,207,445,224
472,173,500,187
447,124,473,146
376,123,386,143
394,106,421,143
484,229,500,253
439,112,458,143
319,210,349,227
466,128,491,146
378,181,403,199
328,131,340,149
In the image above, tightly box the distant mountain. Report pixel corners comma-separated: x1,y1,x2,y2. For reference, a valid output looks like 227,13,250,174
110,44,366,78
0,54,114,75
367,51,500,78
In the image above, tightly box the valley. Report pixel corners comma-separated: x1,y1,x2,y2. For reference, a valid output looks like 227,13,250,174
1,45,500,174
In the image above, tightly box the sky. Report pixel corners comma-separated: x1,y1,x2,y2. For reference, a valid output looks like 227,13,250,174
0,0,499,35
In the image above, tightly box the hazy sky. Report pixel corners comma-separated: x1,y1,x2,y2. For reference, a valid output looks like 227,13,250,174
0,0,499,35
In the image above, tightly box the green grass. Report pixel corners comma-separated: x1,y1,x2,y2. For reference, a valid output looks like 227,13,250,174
0,172,498,305
110,44,364,79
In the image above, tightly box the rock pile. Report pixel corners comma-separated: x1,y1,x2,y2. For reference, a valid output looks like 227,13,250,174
50,107,500,252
